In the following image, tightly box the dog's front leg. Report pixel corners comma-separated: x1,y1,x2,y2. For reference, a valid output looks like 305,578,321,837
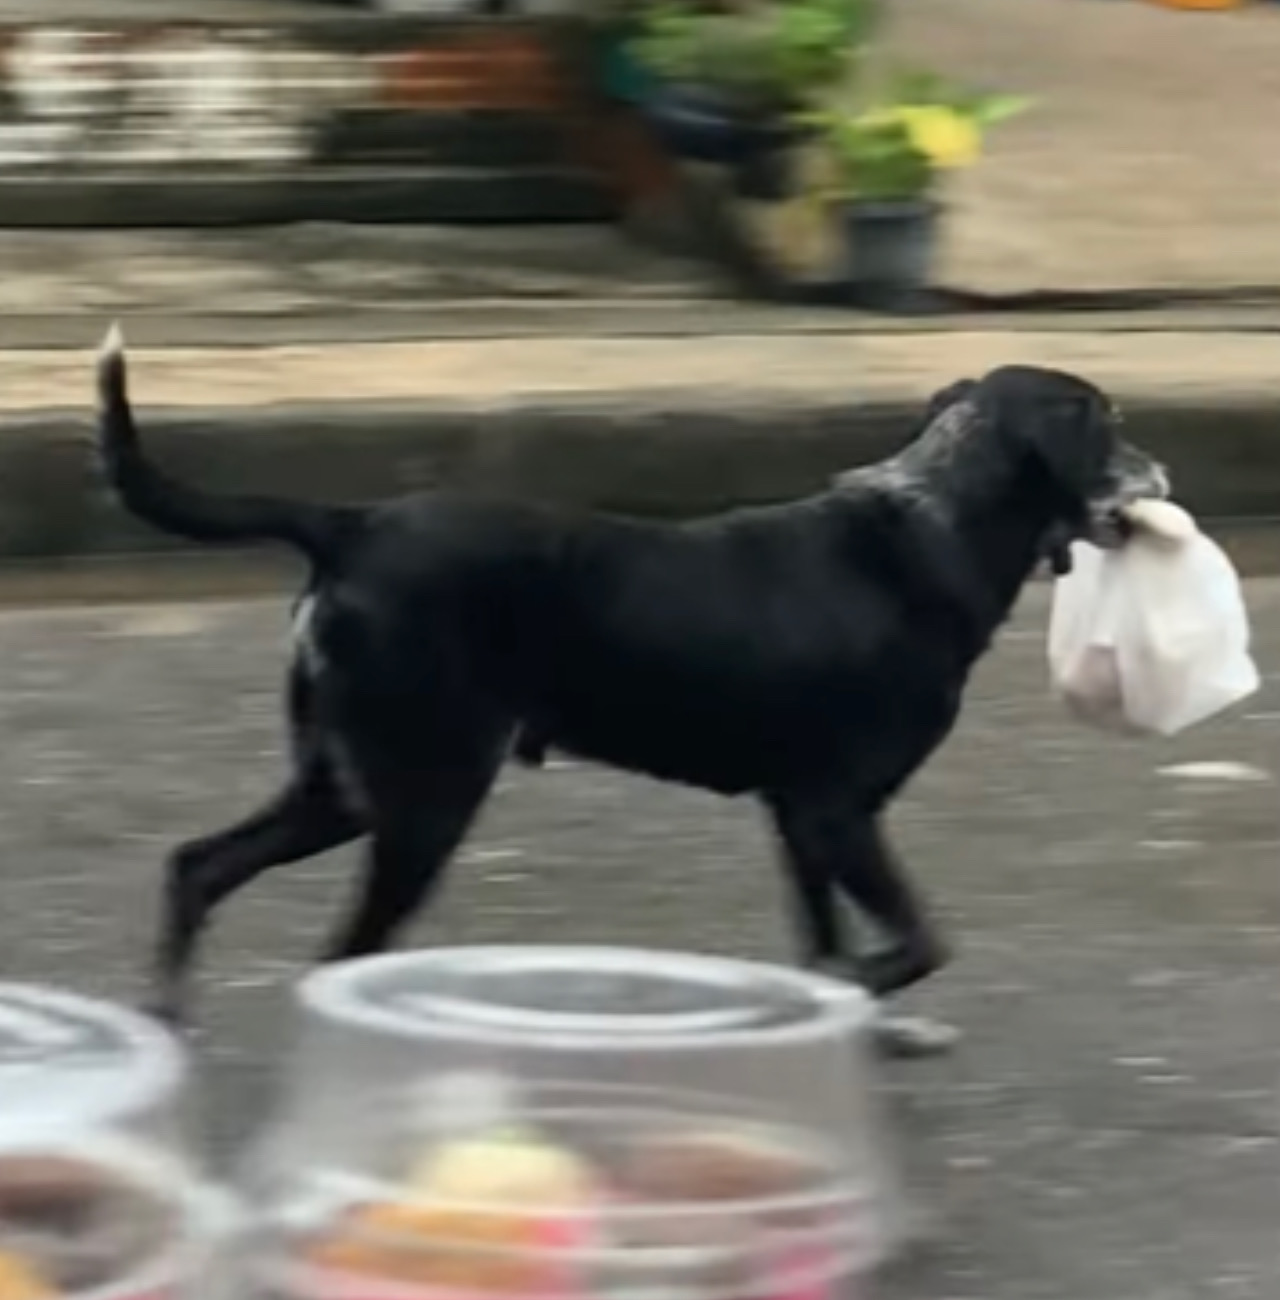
764,792,851,975
835,814,959,1057
768,790,958,1057
821,814,948,996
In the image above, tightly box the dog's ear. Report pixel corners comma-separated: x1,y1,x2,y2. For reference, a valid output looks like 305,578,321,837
834,376,980,490
924,378,978,426
908,378,978,445
1012,390,1113,503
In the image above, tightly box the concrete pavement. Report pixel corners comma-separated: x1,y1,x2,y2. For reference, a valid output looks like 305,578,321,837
23,330,1280,412
883,0,1280,297
0,578,1275,1298
1,226,1280,354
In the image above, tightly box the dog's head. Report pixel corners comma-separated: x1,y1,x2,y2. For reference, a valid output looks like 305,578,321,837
919,366,1169,576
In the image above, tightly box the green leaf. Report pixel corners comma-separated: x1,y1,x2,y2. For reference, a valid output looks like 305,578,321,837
628,0,878,105
813,108,934,199
888,66,953,106
971,93,1032,125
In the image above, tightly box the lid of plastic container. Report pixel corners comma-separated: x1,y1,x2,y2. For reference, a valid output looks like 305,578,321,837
300,947,871,1050
0,984,183,1139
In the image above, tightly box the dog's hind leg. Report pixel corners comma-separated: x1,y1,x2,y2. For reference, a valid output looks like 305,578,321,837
320,737,507,962
511,723,550,768
149,661,364,1023
152,756,363,1024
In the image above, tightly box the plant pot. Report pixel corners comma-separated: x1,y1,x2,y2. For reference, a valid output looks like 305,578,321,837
843,199,939,312
598,35,661,106
730,137,803,201
640,84,791,167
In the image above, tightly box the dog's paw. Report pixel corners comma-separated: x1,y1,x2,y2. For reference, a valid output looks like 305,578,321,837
139,992,190,1037
871,1012,961,1060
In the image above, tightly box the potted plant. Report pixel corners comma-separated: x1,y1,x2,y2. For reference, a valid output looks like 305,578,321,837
623,0,877,195
809,73,1028,309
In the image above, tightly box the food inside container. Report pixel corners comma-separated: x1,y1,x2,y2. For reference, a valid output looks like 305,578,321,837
0,1143,196,1300
0,985,219,1300
249,948,894,1300
259,1076,875,1300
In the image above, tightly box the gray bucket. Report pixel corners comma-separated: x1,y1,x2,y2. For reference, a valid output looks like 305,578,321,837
844,200,939,310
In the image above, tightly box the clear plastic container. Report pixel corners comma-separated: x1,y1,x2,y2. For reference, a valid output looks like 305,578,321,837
244,947,902,1300
0,983,221,1300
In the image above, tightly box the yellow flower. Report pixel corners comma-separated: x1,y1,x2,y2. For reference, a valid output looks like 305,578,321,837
895,105,980,167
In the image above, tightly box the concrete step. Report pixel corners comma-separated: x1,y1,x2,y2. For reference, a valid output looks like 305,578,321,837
0,166,612,228
0,330,1274,562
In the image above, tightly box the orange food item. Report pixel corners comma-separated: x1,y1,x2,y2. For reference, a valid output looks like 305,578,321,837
1142,0,1244,9
307,1200,555,1294
0,1251,58,1300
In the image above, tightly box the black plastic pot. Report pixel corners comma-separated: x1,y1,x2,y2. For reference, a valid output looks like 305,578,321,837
731,145,797,201
843,198,940,311
641,84,793,168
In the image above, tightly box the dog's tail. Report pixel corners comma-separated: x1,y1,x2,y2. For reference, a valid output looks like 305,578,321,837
96,325,355,564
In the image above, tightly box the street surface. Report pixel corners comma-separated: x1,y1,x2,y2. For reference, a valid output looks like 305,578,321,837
0,580,1275,1299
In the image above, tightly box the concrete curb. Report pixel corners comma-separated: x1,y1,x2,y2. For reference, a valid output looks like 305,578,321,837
1,392,1276,561
0,169,611,230
13,305,1280,353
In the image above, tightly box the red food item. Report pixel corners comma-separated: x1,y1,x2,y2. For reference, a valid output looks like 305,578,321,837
622,1130,819,1204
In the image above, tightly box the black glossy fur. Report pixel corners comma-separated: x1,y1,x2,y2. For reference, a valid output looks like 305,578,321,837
95,331,1165,1022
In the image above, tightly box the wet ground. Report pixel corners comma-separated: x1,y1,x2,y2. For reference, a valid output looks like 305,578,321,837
0,578,1275,1299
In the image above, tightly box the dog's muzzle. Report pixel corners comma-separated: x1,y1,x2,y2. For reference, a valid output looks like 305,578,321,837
1092,450,1171,547
1050,447,1171,575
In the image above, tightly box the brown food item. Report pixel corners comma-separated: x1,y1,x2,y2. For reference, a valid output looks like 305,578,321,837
622,1130,820,1205
0,1250,57,1300
306,1200,554,1294
0,1158,110,1224
0,1155,177,1294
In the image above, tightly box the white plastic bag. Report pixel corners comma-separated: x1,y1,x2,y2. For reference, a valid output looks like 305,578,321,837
1048,518,1260,737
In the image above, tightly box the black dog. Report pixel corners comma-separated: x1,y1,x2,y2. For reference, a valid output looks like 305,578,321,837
96,329,1166,1027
